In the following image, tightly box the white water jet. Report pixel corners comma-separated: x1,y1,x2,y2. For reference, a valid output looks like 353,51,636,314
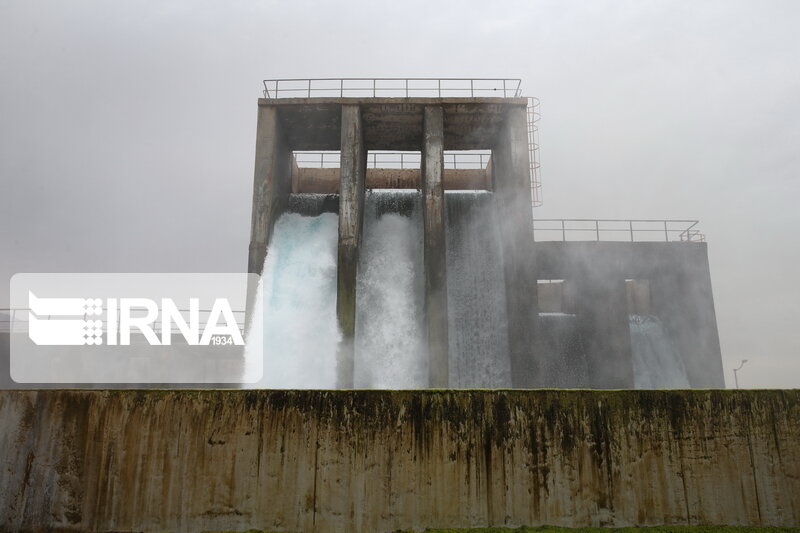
248,211,340,388
630,314,690,388
445,191,512,388
355,191,427,388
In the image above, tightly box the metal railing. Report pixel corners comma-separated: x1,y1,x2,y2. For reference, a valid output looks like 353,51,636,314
263,78,523,99
293,150,492,170
532,219,705,242
0,309,247,334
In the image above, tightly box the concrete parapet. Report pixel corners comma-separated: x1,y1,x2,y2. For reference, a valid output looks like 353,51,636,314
0,389,797,531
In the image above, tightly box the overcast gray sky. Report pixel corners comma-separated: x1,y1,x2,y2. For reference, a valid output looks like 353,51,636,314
1,0,798,388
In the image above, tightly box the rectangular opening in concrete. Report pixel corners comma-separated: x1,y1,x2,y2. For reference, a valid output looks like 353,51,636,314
626,279,652,315
291,150,493,192
537,279,573,314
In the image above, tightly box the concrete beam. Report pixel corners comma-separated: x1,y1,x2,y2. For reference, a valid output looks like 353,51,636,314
260,98,526,151
422,106,449,388
492,104,540,387
336,105,366,388
292,167,490,193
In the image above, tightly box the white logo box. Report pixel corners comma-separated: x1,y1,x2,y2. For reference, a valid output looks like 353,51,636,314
9,273,262,384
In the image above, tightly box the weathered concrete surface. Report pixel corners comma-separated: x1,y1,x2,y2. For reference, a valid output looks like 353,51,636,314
336,105,366,388
0,389,798,532
422,106,449,387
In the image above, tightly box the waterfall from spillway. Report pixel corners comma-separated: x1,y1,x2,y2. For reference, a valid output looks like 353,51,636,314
630,314,690,388
445,191,512,388
354,191,427,388
254,204,340,388
537,313,590,388
249,192,698,390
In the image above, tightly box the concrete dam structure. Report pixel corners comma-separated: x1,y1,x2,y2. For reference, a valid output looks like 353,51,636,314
247,78,724,390
3,79,784,532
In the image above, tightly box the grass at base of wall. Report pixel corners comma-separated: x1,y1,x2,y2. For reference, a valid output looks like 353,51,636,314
202,526,800,533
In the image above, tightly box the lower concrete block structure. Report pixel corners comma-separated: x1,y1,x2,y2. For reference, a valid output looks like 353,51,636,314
534,241,724,388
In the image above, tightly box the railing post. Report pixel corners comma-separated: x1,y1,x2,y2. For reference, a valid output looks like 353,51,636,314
562,220,566,241
664,221,669,242
405,79,408,97
596,220,600,241
340,79,344,97
629,220,634,241
503,79,507,98
373,79,376,97
470,79,474,97
307,79,311,98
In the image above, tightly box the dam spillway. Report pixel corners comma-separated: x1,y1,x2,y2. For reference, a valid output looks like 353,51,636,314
254,192,703,390
246,80,725,389
254,190,516,389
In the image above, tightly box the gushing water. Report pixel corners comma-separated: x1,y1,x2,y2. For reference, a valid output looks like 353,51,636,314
354,191,427,388
445,191,512,388
252,208,340,388
248,192,692,390
629,314,690,388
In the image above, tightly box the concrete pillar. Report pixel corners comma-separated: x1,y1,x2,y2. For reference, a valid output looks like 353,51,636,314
336,105,366,388
422,106,449,388
248,105,292,275
492,105,540,388
246,105,291,330
575,275,634,388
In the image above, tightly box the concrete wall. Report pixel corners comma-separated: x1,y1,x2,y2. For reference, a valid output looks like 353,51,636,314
1,389,797,532
534,241,725,388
